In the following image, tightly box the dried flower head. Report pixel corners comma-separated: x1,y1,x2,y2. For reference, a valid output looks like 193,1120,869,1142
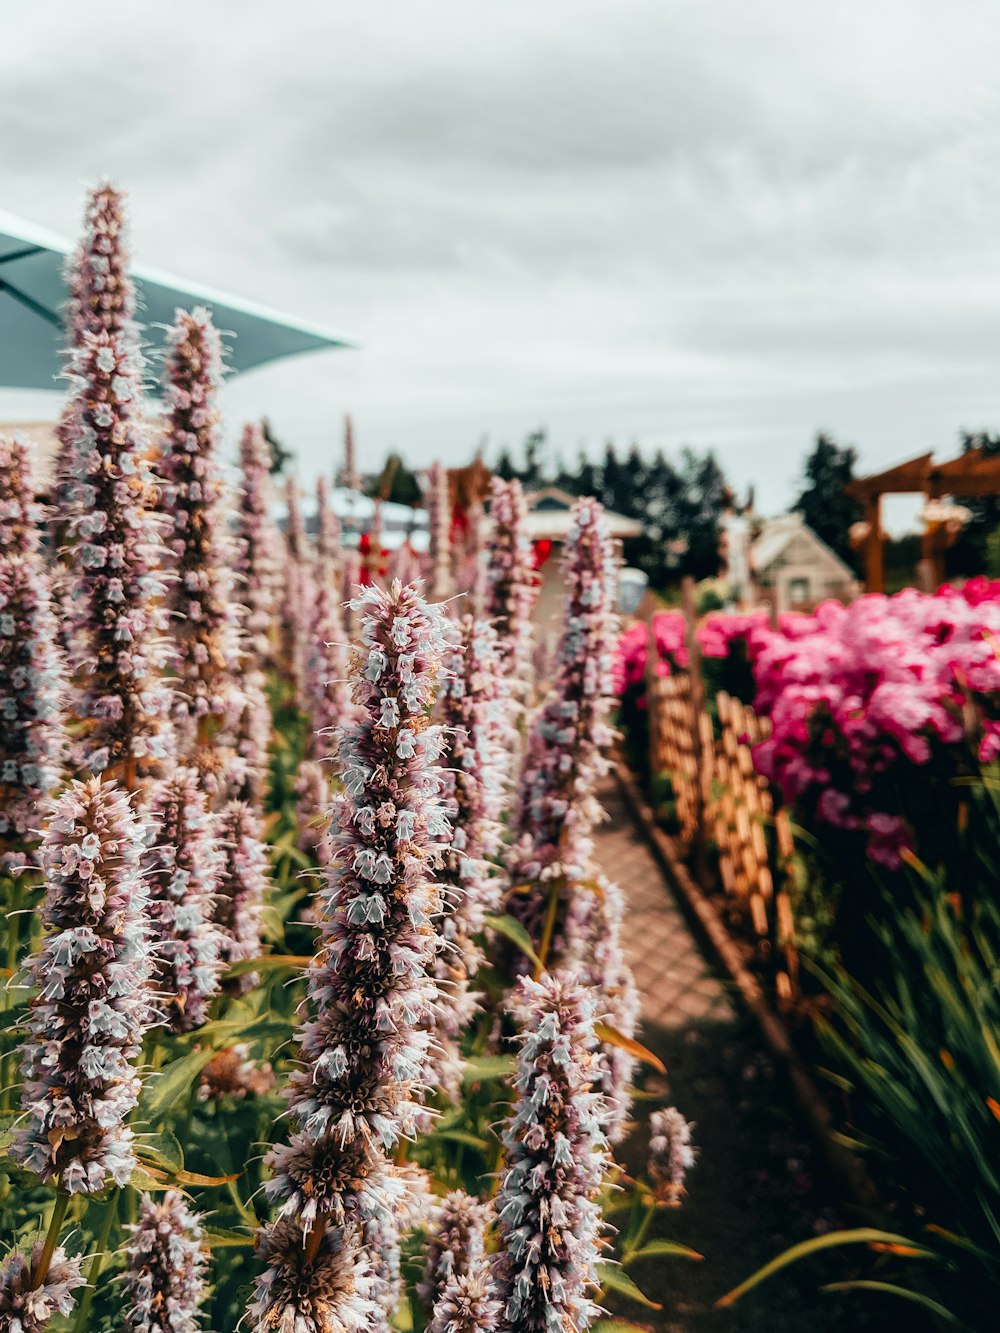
648,1107,696,1205
418,1190,490,1311
248,1219,378,1333
145,767,224,1031
426,1270,501,1333
0,553,66,862
0,1242,85,1332
160,307,245,764
121,1189,209,1333
494,972,609,1333
13,777,153,1192
198,1043,276,1104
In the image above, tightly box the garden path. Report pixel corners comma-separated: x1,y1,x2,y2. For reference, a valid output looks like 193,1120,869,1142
591,777,875,1333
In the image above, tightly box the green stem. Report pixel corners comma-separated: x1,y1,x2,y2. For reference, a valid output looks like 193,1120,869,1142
1,878,21,1112
32,1189,70,1289
72,1191,119,1333
534,878,564,979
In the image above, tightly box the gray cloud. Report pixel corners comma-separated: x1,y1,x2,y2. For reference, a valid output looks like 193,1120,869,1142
3,0,1000,521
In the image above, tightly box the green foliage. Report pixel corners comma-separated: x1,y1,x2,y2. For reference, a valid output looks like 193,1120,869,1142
792,432,862,569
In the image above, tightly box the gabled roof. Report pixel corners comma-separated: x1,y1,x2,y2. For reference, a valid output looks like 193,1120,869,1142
752,513,855,581
522,486,643,539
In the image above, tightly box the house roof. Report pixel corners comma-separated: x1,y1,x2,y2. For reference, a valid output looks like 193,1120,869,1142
752,513,855,581
522,486,643,540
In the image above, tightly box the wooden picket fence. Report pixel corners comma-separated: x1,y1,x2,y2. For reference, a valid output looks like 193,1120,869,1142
647,671,802,1008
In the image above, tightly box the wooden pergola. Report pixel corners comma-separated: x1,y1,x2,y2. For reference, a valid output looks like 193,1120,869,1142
845,448,1000,591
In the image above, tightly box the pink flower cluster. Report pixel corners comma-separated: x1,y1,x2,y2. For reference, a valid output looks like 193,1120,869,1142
613,610,688,694
748,588,1000,866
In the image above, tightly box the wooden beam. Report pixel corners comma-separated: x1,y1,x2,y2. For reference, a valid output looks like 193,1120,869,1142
845,452,934,500
864,494,883,593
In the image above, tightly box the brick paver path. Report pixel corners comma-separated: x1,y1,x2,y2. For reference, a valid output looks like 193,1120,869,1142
594,778,734,1029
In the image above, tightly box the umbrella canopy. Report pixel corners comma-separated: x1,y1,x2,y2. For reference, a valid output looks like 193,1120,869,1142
0,208,355,391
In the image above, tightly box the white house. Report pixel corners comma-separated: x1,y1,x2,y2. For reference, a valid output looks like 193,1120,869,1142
752,512,858,613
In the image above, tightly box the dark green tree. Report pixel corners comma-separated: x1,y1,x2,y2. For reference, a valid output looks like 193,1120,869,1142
675,447,729,579
493,446,518,482
369,452,422,506
793,433,863,567
261,416,294,476
946,431,1000,577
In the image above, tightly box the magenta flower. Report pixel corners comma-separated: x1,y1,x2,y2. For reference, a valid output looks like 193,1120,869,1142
235,420,280,665
160,307,244,767
648,1107,696,1205
13,778,154,1193
62,330,174,788
484,477,538,690
0,1242,84,1332
145,767,224,1032
418,1190,490,1311
121,1190,209,1333
0,553,66,863
0,432,44,558
212,800,267,983
493,972,608,1333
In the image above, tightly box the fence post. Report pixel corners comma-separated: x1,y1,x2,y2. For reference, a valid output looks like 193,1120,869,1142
681,576,709,888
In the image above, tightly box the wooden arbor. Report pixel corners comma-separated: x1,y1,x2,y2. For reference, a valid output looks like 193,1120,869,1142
845,448,1000,591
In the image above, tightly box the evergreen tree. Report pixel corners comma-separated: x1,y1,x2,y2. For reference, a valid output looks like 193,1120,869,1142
370,452,422,506
675,447,728,579
793,432,862,566
261,416,294,476
494,447,517,482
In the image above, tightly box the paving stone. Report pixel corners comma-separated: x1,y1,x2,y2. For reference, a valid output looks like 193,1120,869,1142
593,778,736,1030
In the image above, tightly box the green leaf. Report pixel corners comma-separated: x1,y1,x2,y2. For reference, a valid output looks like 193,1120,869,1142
625,1239,703,1263
203,1228,254,1249
820,1281,966,1327
716,1229,936,1307
135,1129,184,1174
428,1129,491,1152
595,1022,666,1075
461,1054,516,1084
483,914,543,971
596,1262,663,1309
136,1046,220,1124
592,1322,654,1333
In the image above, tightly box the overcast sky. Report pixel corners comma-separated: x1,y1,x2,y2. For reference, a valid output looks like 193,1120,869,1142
4,1,1000,522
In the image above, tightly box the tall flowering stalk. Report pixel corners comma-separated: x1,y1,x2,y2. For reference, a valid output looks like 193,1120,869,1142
647,1108,696,1205
455,499,487,612
281,477,312,695
212,801,267,980
256,581,450,1325
569,874,640,1145
53,182,138,518
160,307,244,777
316,474,342,571
302,560,351,760
418,1191,490,1311
506,498,619,963
484,477,537,694
0,554,66,864
13,778,153,1193
426,462,452,600
493,972,609,1333
0,432,43,557
121,1190,209,1333
62,331,173,788
145,767,224,1032
235,420,280,665
341,413,360,493
0,1243,84,1332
